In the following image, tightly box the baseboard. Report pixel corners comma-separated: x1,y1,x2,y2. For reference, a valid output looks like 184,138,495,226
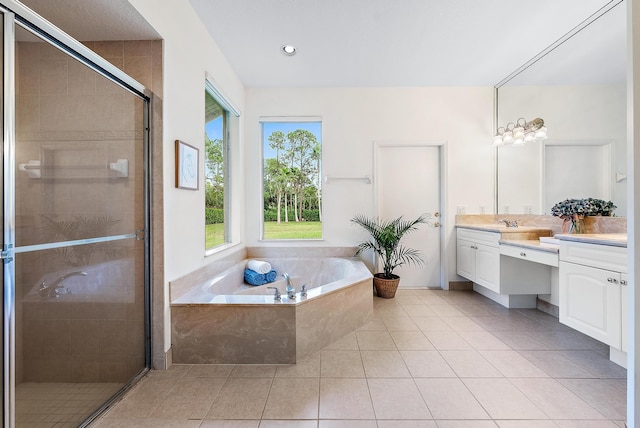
448,280,473,291
153,347,172,370
536,298,559,318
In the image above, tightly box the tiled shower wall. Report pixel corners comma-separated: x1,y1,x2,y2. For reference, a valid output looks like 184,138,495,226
15,40,162,382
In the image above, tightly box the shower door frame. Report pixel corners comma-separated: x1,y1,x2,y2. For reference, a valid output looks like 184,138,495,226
0,2,152,426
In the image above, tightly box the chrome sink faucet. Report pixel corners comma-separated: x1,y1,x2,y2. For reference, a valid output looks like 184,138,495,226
38,271,87,298
282,273,296,299
499,219,518,228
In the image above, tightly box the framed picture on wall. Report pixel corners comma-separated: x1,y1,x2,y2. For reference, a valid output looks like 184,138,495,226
175,140,199,190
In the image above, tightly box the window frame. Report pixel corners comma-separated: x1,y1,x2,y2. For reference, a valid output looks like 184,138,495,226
259,117,323,241
204,78,239,254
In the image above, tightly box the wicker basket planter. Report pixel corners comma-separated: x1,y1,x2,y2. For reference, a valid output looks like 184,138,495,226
373,274,400,299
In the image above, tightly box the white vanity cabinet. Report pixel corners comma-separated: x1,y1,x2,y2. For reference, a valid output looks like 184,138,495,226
456,227,555,307
456,228,500,293
559,261,622,347
559,240,627,353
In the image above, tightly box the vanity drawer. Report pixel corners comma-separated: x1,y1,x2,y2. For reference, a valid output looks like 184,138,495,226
500,244,559,267
457,228,500,247
560,241,627,273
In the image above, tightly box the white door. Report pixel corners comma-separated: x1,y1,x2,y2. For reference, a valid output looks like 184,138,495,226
376,144,441,288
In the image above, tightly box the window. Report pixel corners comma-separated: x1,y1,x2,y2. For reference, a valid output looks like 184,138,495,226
204,89,229,249
262,120,322,240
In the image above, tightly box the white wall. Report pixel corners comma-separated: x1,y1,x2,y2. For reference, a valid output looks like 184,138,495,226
244,87,495,282
128,0,246,354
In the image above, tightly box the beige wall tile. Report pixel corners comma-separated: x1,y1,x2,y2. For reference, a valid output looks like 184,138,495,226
124,55,152,88
40,59,68,95
93,41,124,59
124,40,152,57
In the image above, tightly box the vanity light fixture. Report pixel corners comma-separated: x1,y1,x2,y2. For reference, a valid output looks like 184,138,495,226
494,117,547,146
281,44,297,56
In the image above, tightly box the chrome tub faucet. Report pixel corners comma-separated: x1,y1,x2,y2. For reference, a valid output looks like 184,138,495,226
38,271,87,298
282,273,296,299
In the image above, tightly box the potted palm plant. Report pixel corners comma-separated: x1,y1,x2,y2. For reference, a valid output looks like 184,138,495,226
351,213,431,298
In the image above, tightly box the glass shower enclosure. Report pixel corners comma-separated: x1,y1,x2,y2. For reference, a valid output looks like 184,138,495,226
2,2,151,427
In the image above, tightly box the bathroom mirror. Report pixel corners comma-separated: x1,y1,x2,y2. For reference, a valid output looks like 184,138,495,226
496,2,627,216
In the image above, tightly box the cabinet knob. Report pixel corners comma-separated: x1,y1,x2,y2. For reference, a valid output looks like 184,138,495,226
520,252,526,257
621,279,628,285
607,277,618,283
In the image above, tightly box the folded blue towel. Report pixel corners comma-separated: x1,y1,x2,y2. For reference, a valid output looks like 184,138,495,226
244,268,267,286
265,269,277,283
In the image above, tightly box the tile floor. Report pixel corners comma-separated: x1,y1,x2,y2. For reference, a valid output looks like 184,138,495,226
16,382,122,427
92,289,627,427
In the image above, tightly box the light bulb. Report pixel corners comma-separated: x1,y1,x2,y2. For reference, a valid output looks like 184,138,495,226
513,126,525,139
502,130,513,144
524,132,536,143
535,126,547,139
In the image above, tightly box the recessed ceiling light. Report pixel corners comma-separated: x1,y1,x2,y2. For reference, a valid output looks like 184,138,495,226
281,45,296,56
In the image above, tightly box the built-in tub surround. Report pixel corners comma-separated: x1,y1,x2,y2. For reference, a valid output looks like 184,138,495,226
21,259,144,383
170,248,373,364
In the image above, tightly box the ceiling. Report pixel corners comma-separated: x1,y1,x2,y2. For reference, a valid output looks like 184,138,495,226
18,0,160,41
18,0,624,88
189,0,624,87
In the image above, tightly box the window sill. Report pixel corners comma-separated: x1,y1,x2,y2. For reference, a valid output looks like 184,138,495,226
205,242,242,258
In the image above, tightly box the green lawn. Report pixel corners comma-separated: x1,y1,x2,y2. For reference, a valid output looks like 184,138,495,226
264,221,322,239
205,223,225,248
206,221,322,247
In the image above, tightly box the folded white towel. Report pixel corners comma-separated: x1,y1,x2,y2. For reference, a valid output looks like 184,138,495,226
247,259,272,274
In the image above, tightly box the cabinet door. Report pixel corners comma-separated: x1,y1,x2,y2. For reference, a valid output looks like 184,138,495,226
456,239,475,281
621,273,628,352
475,243,500,294
559,261,621,347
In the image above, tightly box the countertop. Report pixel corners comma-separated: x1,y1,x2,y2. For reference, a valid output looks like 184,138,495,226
556,233,628,248
455,224,552,234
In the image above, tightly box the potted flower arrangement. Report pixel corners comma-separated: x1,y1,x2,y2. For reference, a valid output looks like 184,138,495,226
550,198,616,234
351,214,431,298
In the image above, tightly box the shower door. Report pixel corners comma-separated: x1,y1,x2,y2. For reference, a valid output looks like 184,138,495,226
2,5,151,427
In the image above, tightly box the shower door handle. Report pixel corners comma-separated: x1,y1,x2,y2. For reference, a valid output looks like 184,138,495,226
135,229,146,240
1,244,14,263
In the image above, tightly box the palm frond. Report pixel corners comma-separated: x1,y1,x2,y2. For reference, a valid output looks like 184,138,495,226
351,213,431,278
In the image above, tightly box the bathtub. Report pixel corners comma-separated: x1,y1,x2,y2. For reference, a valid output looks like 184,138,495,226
23,259,135,303
170,257,373,364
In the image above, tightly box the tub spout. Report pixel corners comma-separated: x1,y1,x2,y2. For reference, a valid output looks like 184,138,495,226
38,271,87,299
282,273,296,299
